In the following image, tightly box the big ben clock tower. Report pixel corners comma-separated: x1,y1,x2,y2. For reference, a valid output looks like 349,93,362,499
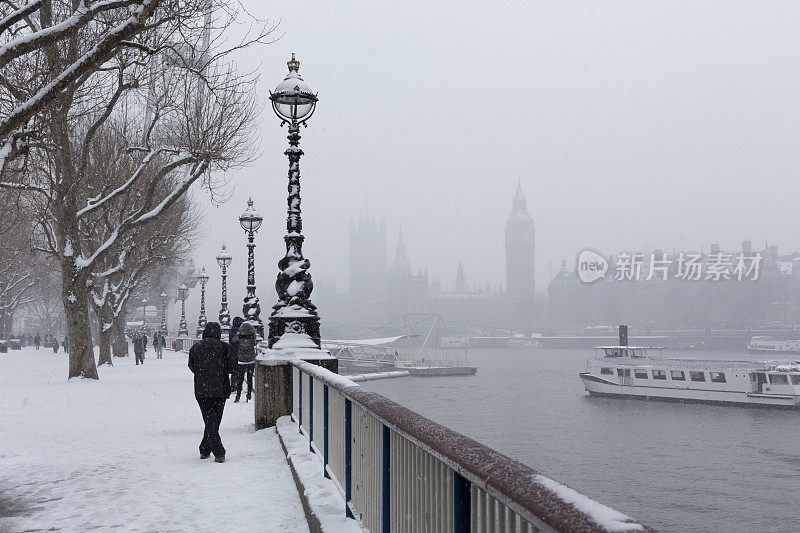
505,180,535,302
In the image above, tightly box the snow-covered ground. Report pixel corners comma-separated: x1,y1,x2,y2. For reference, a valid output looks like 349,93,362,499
0,346,309,532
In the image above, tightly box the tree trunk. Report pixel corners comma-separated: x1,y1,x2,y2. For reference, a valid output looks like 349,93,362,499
62,262,98,379
112,313,128,357
97,307,113,366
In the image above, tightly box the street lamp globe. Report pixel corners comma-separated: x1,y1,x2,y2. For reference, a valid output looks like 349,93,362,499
239,197,263,233
178,284,188,300
269,53,318,125
198,267,209,285
216,244,232,269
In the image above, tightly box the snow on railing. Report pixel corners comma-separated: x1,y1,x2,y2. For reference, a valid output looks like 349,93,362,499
288,360,652,533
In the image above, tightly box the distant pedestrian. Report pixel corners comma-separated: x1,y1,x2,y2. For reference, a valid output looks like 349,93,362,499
188,322,235,463
52,338,59,354
34,334,41,350
133,331,148,365
231,321,257,403
63,338,68,353
228,317,244,394
153,332,165,359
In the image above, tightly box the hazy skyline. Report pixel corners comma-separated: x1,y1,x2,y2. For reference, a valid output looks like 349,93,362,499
187,1,800,316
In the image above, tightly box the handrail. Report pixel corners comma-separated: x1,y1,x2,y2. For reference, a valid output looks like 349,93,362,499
289,359,652,533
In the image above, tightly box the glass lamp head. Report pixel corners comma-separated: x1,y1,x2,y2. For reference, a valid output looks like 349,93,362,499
269,53,318,124
178,284,188,300
239,197,263,233
198,267,209,286
216,244,232,268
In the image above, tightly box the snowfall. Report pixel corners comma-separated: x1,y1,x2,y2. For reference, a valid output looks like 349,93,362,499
0,346,310,532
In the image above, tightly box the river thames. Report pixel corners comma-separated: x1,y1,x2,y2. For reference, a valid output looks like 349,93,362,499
362,348,800,533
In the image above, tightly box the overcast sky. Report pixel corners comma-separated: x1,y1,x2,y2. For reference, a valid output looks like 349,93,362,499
187,1,800,315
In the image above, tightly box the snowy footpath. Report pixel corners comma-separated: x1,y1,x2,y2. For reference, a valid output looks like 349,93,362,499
0,347,309,532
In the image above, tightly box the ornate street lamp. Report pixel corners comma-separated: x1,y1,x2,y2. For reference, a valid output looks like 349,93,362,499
216,244,232,334
267,54,321,348
177,284,189,337
239,198,264,338
141,298,147,331
160,292,168,334
196,267,210,337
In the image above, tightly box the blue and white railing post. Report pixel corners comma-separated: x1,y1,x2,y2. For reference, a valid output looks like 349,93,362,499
323,384,330,478
308,373,314,452
453,471,471,533
344,398,354,519
298,370,303,434
382,424,390,533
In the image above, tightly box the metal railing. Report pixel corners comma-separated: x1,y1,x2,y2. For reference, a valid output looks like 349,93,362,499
288,360,651,533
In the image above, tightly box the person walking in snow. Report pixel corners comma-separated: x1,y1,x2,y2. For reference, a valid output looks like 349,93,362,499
51,338,59,354
188,322,235,463
153,332,165,359
231,321,257,403
34,333,41,350
228,317,244,394
133,331,147,365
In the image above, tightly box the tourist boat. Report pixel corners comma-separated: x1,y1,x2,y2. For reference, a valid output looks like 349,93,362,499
579,345,800,408
440,337,469,349
507,334,543,349
747,336,800,355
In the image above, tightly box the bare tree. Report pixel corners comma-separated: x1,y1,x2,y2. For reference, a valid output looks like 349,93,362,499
0,193,39,339
0,2,265,378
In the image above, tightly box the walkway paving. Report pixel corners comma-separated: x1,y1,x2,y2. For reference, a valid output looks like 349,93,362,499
0,346,308,532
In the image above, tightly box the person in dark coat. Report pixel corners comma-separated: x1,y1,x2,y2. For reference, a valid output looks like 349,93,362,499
153,332,165,359
188,322,235,462
133,332,147,365
231,321,257,403
34,334,41,350
228,317,244,394
52,338,59,354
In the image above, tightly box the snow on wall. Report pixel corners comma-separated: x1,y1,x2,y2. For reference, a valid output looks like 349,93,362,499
276,416,362,533
533,475,644,532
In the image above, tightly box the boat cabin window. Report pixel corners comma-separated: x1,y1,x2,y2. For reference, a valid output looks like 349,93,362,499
634,369,648,379
710,372,726,383
652,370,667,380
769,374,788,385
670,370,685,381
600,367,613,375
792,375,800,385
689,371,705,382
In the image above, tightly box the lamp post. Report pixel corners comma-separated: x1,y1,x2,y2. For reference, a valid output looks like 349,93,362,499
216,244,232,334
239,198,264,338
177,284,189,337
160,292,168,334
267,53,321,349
141,298,148,332
196,267,209,337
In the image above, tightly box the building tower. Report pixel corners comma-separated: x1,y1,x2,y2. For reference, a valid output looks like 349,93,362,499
348,215,387,297
455,261,466,292
505,180,535,300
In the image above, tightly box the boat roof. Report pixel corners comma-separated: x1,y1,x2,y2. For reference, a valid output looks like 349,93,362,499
589,357,798,371
595,346,662,350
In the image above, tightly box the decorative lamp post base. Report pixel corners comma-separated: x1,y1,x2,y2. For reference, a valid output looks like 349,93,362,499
267,311,320,349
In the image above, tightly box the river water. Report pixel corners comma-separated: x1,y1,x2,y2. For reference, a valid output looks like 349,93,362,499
361,348,800,533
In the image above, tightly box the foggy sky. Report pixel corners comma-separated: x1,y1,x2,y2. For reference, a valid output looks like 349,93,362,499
187,1,800,316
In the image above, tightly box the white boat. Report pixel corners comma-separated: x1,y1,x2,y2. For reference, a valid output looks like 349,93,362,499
579,346,800,408
507,334,543,349
747,336,800,355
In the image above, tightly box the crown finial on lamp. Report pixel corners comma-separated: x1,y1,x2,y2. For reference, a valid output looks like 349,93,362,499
287,53,300,72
